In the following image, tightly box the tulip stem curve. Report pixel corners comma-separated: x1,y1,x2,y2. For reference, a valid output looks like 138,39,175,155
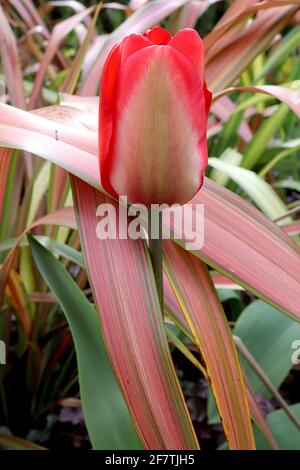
148,209,164,314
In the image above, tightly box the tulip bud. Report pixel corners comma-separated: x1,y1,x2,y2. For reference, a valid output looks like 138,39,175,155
99,26,212,207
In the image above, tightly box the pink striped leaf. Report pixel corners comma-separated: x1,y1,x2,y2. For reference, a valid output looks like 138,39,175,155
165,296,277,449
205,0,300,52
13,0,48,31
164,278,277,449
210,272,244,290
163,178,300,321
204,0,259,62
283,222,300,236
163,241,255,450
244,378,278,449
71,177,198,450
0,5,25,108
0,104,98,187
0,207,76,302
214,84,300,119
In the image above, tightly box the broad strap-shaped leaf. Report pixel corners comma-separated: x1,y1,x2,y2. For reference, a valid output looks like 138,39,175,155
214,84,300,121
0,103,97,155
29,235,143,450
164,178,300,321
163,241,255,450
205,0,300,53
164,281,277,449
204,0,260,64
71,177,199,450
206,4,299,92
208,157,287,219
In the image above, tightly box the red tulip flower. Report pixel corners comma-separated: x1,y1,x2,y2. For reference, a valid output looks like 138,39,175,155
99,26,212,207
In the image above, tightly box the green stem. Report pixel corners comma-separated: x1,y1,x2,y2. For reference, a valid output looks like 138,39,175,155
148,209,163,313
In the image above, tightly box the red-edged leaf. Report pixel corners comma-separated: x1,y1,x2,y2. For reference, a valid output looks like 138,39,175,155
164,241,255,450
163,178,300,321
205,0,259,64
0,105,98,186
205,0,300,52
164,276,277,450
71,177,199,450
10,0,35,27
0,103,97,155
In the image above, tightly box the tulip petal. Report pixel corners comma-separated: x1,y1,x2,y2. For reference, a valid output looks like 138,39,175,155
203,81,212,118
99,35,151,197
119,34,152,65
107,45,207,206
168,28,205,80
144,26,171,45
99,44,120,191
